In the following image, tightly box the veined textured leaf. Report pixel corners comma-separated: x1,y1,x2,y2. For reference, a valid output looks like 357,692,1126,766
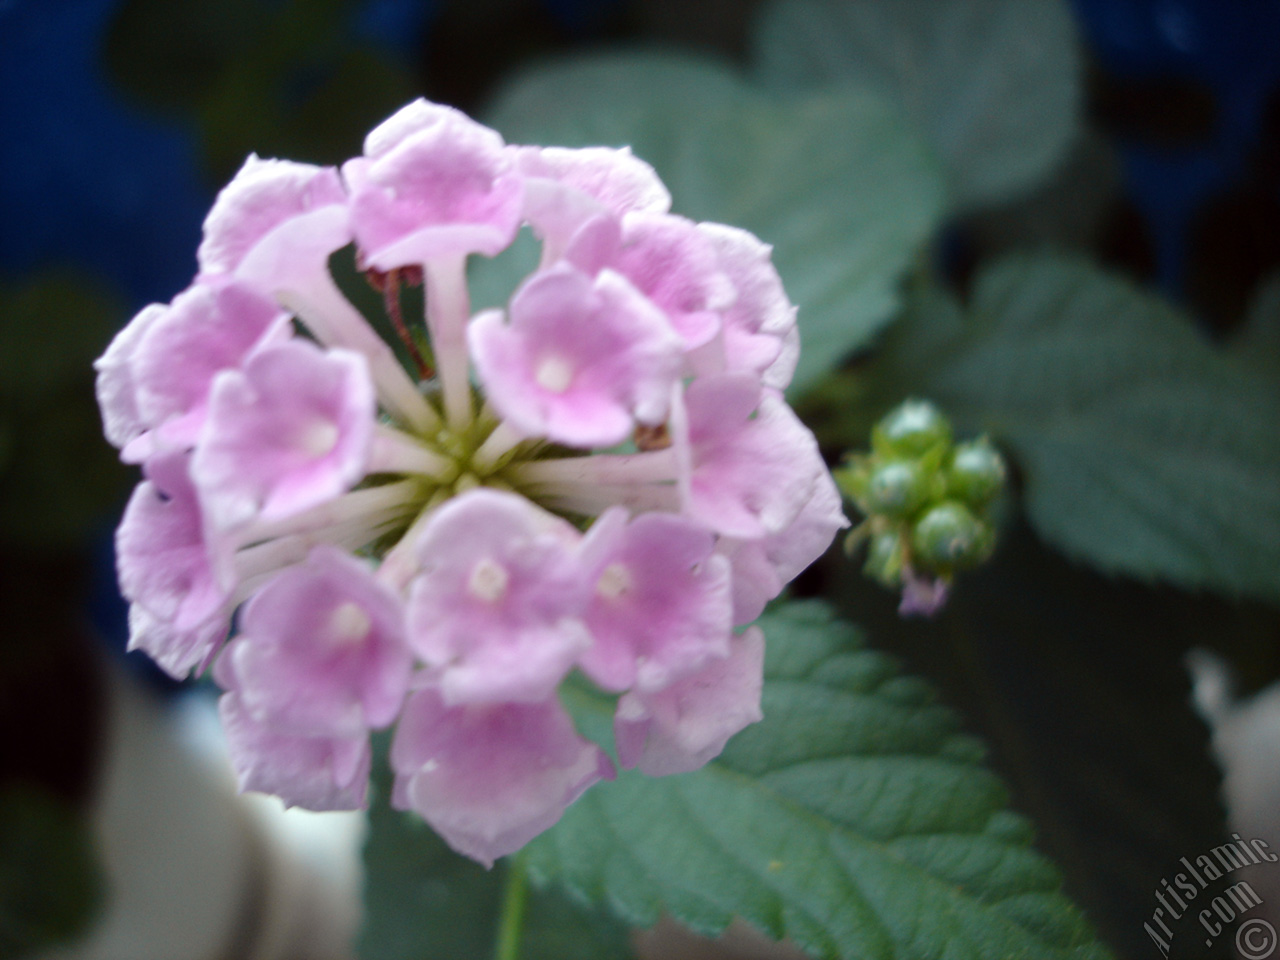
752,0,1082,212
850,255,1280,602
483,52,946,394
826,520,1247,956
528,602,1113,960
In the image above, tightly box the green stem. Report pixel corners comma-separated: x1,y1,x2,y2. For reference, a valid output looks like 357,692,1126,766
493,858,528,960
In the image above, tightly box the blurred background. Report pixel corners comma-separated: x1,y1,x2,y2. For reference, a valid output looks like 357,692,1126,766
2,1,1279,958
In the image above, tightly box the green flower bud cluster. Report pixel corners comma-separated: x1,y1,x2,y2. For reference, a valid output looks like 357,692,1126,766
834,400,1005,598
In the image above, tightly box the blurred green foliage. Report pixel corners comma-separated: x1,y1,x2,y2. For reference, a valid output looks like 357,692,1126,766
0,271,130,550
105,0,420,181
753,0,1082,212
0,784,105,959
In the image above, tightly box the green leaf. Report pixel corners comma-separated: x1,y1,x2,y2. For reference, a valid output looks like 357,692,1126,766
822,521,1243,957
752,0,1082,212
359,747,635,960
484,51,946,393
1234,271,1280,372
528,602,1113,960
842,255,1280,603
0,784,105,959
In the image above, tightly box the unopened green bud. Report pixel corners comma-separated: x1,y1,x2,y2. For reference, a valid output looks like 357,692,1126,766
864,460,930,518
873,400,952,459
911,501,989,570
947,438,1006,506
864,529,906,585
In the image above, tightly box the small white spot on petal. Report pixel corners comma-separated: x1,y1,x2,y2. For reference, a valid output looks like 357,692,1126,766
596,562,632,599
328,601,371,647
535,355,574,393
468,558,509,602
299,418,340,458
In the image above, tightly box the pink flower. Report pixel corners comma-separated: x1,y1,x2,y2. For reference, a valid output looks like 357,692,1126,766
695,223,799,389
95,302,165,454
217,546,411,738
406,489,588,706
673,373,823,539
515,145,671,263
577,508,733,693
197,156,348,280
345,99,524,268
720,468,850,625
391,686,613,867
95,95,844,863
566,211,731,350
129,281,290,455
95,281,289,462
191,339,376,530
469,264,682,447
615,628,765,777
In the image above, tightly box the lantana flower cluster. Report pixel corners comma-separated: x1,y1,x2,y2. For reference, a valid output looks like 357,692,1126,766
95,99,847,865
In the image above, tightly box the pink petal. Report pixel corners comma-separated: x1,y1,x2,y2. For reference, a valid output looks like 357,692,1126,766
514,145,671,218
126,602,230,682
601,212,732,350
695,223,798,388
131,280,289,449
198,155,347,278
347,100,523,268
116,451,231,632
515,145,671,262
95,303,166,451
720,468,849,624
219,692,371,811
